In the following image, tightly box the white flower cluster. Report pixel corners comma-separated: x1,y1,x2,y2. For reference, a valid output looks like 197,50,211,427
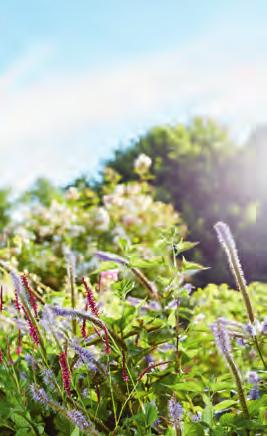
134,153,152,175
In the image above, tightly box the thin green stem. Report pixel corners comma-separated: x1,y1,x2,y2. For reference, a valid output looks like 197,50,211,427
107,355,118,427
68,264,77,335
226,354,249,419
254,336,266,369
115,380,139,431
175,297,180,373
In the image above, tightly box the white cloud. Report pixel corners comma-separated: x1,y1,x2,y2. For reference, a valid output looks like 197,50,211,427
0,32,267,190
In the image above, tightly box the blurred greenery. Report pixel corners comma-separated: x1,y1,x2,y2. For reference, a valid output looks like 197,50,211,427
0,188,12,230
103,117,261,285
1,116,265,287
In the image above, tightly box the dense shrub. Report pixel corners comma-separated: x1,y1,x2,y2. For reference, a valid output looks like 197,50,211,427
1,174,184,291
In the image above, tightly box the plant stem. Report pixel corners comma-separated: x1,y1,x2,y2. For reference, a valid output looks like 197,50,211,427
107,355,118,427
175,297,180,373
69,263,77,335
225,354,249,419
254,336,266,369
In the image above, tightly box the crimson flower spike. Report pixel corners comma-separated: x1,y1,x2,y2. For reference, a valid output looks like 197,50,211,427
0,349,3,364
81,302,89,338
82,277,99,317
21,274,38,317
22,306,39,345
0,285,3,311
102,324,111,354
59,350,71,396
14,289,21,312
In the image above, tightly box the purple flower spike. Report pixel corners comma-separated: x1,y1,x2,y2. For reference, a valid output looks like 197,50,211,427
29,384,50,407
95,250,126,265
249,386,260,400
248,371,259,384
261,317,267,334
41,368,56,390
168,397,183,424
247,371,260,400
245,323,256,337
211,318,232,358
10,270,24,295
67,409,91,430
70,343,97,371
236,337,246,346
191,412,202,422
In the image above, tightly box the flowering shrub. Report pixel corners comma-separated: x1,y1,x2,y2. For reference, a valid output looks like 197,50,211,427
1,171,185,290
0,160,266,434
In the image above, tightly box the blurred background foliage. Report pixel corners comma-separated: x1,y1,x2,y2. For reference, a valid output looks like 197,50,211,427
103,117,261,286
0,116,264,287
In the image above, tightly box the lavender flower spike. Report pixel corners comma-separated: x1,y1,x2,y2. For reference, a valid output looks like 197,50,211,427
49,305,111,354
29,384,50,407
95,250,127,265
70,342,97,371
168,396,183,425
67,409,92,431
65,250,76,279
211,318,249,418
214,222,255,324
247,371,260,400
10,270,24,296
49,305,102,328
215,222,266,369
41,368,56,391
261,317,267,334
211,318,232,359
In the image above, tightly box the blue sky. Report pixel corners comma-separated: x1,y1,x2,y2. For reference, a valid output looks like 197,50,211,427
1,1,267,191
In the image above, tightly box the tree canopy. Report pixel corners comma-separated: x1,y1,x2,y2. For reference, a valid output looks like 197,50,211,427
105,117,260,285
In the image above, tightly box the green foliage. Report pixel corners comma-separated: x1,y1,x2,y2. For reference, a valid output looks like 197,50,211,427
105,117,261,285
0,188,12,230
0,160,266,435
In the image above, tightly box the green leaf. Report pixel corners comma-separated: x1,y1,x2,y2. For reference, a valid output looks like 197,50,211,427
167,311,176,327
166,382,203,393
181,257,209,276
183,423,205,436
219,412,235,426
71,427,80,436
111,278,135,298
91,261,119,273
210,381,233,391
174,240,199,255
202,403,213,427
144,402,158,427
10,412,30,429
165,427,176,436
15,430,31,436
129,256,164,268
214,400,237,412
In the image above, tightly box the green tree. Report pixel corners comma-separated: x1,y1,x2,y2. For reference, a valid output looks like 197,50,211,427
0,188,12,230
106,117,257,285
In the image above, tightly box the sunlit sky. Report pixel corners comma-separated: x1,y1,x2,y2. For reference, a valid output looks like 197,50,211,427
1,1,267,191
